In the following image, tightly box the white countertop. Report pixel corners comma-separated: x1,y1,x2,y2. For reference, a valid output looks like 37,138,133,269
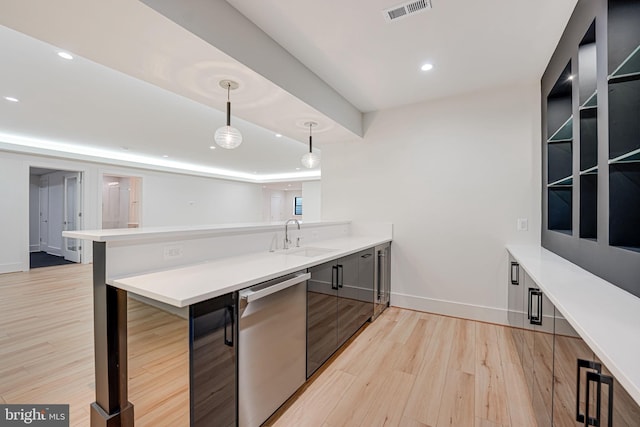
507,244,640,406
63,220,350,242
109,235,390,308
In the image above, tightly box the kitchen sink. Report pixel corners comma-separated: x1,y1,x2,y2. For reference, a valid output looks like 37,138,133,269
284,247,337,257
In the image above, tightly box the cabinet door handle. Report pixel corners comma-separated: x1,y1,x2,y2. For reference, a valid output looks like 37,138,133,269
361,253,372,258
528,288,543,325
576,358,602,424
376,251,383,300
337,264,344,288
224,305,234,347
332,266,338,290
510,262,519,285
585,371,614,427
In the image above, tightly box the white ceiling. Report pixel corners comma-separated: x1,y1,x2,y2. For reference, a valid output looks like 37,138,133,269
0,0,579,180
227,0,579,112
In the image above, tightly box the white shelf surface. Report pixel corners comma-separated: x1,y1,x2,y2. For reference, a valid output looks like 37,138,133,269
110,235,391,308
63,220,350,242
507,244,640,406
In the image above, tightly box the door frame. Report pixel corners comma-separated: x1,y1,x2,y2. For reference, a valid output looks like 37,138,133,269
27,163,86,270
62,171,83,263
100,171,144,230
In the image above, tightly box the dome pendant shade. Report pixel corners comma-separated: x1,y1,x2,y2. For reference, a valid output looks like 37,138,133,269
301,121,320,168
215,81,242,149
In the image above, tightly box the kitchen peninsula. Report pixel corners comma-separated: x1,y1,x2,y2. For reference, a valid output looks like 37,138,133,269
63,220,392,427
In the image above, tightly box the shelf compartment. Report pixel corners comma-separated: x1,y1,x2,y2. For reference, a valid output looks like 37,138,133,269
580,165,598,175
548,187,572,233
547,117,573,142
608,0,640,77
580,174,597,240
610,44,640,80
609,147,640,164
580,107,598,171
581,91,597,109
548,141,573,184
548,176,573,187
609,163,640,251
608,77,640,159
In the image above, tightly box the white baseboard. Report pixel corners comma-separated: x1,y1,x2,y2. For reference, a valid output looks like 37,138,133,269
390,292,509,326
0,262,26,274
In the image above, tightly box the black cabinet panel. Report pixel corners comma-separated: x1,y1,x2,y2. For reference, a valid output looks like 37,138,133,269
306,261,338,378
189,293,236,427
307,249,375,378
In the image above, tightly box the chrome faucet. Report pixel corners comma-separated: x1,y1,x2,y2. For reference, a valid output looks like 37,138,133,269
284,218,301,249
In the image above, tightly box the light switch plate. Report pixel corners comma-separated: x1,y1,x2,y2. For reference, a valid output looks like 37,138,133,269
517,218,529,232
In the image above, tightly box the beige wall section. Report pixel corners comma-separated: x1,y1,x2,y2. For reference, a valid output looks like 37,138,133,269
321,82,542,324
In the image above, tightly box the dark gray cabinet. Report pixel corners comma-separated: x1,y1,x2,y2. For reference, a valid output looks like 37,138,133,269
508,257,555,426
553,313,640,427
306,248,375,378
508,256,640,426
189,292,236,427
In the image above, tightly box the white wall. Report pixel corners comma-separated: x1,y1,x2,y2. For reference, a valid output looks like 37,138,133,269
321,82,542,324
0,150,264,273
302,181,321,221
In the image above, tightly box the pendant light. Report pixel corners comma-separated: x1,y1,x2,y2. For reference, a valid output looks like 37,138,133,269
214,80,242,149
301,121,320,168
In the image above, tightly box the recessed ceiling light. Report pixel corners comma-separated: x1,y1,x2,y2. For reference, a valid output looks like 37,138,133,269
275,133,282,138
162,154,169,158
4,96,19,102
421,63,434,71
568,75,575,80
295,167,301,171
209,145,216,150
58,52,73,60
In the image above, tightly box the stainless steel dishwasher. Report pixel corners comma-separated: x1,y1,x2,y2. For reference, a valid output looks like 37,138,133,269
238,271,309,427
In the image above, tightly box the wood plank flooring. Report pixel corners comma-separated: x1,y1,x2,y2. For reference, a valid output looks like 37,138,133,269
1,264,536,427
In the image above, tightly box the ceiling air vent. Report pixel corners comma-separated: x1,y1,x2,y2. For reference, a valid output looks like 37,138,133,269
383,0,432,22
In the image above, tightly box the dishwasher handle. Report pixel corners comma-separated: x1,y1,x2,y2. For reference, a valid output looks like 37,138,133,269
240,272,311,303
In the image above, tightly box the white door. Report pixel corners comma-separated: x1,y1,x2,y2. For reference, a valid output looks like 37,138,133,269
39,176,49,252
62,172,82,262
270,195,283,222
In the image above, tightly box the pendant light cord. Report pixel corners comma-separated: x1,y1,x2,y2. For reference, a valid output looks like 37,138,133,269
308,122,313,153
226,82,231,127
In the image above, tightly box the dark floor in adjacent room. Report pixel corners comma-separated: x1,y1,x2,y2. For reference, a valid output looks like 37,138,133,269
29,251,75,269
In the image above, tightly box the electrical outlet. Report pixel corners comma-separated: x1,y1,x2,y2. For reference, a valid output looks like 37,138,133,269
164,244,184,260
517,218,529,232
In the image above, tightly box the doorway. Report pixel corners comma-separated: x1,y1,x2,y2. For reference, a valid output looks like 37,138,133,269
102,174,142,229
29,167,83,268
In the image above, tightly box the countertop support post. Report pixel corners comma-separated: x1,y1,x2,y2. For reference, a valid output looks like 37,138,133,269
90,241,134,427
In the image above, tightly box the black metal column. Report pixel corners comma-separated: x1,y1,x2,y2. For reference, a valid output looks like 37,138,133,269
90,241,134,427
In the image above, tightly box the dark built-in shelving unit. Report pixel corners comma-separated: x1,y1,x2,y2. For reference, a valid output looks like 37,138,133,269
542,0,640,298
608,0,640,251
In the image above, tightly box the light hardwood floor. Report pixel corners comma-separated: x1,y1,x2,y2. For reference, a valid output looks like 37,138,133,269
0,264,536,427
